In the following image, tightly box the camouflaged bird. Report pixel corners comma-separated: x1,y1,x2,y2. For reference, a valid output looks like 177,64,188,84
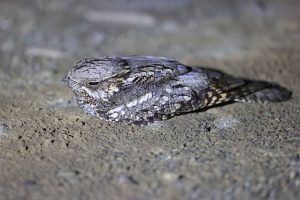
63,56,291,126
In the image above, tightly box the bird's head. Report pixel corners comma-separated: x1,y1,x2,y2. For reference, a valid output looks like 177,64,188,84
64,57,128,87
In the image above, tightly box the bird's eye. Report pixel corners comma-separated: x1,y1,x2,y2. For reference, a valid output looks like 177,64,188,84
88,81,100,86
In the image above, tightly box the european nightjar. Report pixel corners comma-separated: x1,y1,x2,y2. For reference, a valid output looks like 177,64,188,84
63,56,291,126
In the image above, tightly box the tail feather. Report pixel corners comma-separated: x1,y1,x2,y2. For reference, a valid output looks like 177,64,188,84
203,74,292,107
236,82,292,103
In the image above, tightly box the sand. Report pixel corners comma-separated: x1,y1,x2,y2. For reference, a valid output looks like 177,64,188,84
0,0,299,199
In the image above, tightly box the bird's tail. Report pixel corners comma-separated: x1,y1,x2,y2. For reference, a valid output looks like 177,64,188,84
203,71,292,107
234,81,292,103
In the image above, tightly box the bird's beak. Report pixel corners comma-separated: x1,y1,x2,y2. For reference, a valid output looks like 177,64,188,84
61,74,69,85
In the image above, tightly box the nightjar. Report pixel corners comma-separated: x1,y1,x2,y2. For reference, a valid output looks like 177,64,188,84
63,56,291,126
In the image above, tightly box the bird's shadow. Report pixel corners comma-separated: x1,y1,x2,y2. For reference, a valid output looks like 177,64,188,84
177,101,235,118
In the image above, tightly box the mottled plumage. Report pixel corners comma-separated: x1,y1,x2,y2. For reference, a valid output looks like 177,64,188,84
63,56,291,125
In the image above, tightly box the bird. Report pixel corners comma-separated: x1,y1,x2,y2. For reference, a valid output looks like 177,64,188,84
63,55,292,126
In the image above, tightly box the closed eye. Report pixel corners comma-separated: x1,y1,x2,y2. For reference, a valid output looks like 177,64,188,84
88,81,100,86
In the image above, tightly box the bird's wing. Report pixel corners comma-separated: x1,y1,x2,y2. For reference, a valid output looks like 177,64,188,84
116,56,191,86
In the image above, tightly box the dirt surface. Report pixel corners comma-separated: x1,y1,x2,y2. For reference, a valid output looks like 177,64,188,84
0,0,300,199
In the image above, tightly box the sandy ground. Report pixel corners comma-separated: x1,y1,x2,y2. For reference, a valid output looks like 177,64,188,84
0,0,300,199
